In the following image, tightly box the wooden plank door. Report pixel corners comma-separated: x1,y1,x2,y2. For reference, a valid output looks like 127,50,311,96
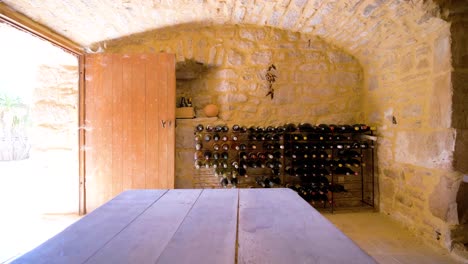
84,53,175,213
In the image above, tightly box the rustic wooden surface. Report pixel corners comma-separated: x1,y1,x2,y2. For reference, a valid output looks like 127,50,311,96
84,53,176,213
12,189,376,264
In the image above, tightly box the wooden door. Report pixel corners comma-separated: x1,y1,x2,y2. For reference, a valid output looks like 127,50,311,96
84,53,175,213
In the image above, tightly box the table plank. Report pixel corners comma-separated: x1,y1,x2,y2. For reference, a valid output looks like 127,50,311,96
155,189,238,264
85,189,202,264
12,190,167,264
238,188,376,264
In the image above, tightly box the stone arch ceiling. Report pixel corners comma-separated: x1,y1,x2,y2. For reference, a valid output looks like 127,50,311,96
3,0,446,62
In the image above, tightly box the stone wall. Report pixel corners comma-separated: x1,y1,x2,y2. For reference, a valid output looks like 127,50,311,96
362,18,465,250
104,25,364,189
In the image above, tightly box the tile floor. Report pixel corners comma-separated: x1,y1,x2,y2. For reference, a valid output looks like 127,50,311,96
325,212,467,264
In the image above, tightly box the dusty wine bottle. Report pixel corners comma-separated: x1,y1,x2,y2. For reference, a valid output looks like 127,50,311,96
204,134,212,142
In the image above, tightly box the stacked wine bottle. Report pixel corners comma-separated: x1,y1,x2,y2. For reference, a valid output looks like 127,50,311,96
193,123,375,210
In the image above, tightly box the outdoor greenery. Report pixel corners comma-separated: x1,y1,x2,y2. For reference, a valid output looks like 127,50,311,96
0,92,30,160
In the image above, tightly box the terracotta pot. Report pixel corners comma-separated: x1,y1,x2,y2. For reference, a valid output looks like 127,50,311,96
204,104,219,117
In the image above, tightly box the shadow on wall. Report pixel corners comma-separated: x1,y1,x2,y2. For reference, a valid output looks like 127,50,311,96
448,1,468,253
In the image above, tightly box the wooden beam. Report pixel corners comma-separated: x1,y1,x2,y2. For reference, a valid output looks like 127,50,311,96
0,2,83,55
79,55,86,215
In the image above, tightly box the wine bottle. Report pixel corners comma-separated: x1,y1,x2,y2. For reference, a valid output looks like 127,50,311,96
346,158,361,167
285,123,297,132
248,152,258,160
249,160,258,168
194,134,202,142
193,150,203,160
213,134,220,141
195,142,202,150
317,124,330,132
204,134,212,142
221,135,228,142
195,124,204,132
266,126,276,132
222,143,229,151
213,144,220,151
212,152,220,160
239,152,248,160
240,160,248,169
231,161,239,169
257,152,267,160
232,124,240,132
221,152,229,160
205,125,214,132
337,124,352,133
222,125,229,132
221,161,229,169
239,144,247,150
249,143,257,150
232,135,239,141
203,151,212,160
231,174,238,188
215,125,223,132
194,160,203,169
240,126,248,133
298,123,313,132
239,167,247,177
212,160,219,168
220,175,229,188
275,125,286,132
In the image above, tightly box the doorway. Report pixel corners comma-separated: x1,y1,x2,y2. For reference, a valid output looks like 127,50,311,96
0,21,80,262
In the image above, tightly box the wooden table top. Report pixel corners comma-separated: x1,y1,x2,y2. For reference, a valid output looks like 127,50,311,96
12,189,376,264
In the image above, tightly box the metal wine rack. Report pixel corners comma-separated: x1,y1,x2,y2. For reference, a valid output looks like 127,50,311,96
193,124,375,212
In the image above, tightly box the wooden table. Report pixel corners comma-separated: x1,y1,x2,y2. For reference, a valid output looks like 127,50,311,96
12,189,376,264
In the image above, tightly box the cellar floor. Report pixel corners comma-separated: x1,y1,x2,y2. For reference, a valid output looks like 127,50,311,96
324,212,466,264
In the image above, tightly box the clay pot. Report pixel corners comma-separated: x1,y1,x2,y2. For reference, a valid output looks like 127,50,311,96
204,104,219,117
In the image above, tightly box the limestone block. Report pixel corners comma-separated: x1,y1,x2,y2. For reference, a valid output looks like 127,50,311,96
380,177,395,199
329,72,360,86
227,49,244,65
213,69,238,79
433,30,451,74
251,50,272,65
218,93,248,104
429,175,461,221
394,129,455,169
298,63,328,72
429,73,452,128
214,80,237,92
383,167,405,181
293,72,321,84
396,192,414,208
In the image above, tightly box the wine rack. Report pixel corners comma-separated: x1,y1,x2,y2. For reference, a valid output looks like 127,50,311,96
193,123,375,212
